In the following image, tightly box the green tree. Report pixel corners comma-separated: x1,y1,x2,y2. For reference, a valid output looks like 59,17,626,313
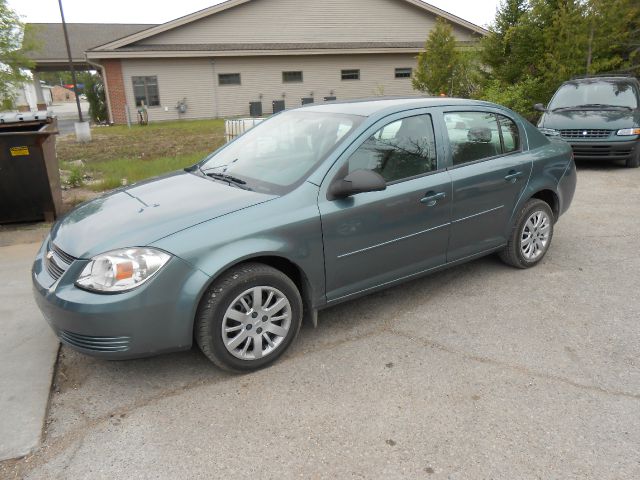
0,0,36,109
84,73,108,123
413,18,472,97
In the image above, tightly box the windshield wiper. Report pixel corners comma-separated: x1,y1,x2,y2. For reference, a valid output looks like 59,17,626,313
553,104,632,112
205,172,250,189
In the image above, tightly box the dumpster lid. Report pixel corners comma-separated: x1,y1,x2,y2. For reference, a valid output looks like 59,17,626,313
0,113,58,135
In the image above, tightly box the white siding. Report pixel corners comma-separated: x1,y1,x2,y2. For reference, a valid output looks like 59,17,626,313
138,0,478,46
211,54,420,117
121,58,216,122
120,53,421,120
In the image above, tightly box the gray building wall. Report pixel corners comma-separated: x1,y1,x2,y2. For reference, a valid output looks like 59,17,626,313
121,53,421,121
136,0,478,46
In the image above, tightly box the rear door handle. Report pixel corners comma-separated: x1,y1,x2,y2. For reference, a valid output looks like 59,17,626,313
504,170,524,183
420,191,446,206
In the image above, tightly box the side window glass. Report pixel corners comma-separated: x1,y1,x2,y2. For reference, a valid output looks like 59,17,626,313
497,115,520,153
444,112,502,166
347,114,437,183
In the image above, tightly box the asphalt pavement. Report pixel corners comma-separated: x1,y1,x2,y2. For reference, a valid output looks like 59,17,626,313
1,162,639,479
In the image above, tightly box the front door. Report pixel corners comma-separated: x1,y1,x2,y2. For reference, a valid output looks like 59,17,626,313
319,111,452,303
442,111,533,261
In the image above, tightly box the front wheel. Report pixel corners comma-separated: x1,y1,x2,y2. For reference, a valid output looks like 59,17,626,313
499,199,554,269
195,263,303,372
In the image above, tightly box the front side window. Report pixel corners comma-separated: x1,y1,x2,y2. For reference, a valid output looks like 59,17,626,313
200,111,363,194
445,112,515,166
283,71,303,83
219,73,241,86
341,69,360,81
347,114,437,183
132,76,160,107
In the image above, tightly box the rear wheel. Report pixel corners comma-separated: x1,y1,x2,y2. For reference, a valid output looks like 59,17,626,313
499,199,554,269
195,263,303,372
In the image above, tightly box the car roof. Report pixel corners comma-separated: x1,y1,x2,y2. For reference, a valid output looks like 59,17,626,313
564,76,638,84
297,96,505,117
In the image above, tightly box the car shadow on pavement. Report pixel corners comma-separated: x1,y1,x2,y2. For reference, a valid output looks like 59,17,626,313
49,253,504,432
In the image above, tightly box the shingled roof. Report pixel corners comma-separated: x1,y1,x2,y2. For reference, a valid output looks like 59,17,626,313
24,23,156,64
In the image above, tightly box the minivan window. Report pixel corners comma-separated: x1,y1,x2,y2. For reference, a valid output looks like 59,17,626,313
200,111,363,194
548,80,638,110
347,114,437,183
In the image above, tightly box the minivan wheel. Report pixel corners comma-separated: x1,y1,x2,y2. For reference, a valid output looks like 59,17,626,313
625,150,640,168
195,263,303,372
499,199,554,269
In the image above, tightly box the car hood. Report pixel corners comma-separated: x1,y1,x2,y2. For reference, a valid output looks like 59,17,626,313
51,171,276,258
539,109,640,131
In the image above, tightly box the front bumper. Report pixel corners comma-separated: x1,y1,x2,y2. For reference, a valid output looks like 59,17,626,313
32,237,210,359
567,138,639,162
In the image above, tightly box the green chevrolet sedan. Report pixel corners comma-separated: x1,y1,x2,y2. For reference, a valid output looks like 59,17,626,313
33,98,576,371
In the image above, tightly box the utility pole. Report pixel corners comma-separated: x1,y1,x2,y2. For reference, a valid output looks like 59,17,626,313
58,0,83,123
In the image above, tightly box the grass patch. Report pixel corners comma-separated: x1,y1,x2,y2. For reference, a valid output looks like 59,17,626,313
57,119,226,192
87,153,207,191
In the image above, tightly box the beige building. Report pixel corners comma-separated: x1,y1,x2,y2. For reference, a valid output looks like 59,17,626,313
28,0,486,124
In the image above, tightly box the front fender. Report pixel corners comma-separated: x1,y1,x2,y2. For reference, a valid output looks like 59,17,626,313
152,182,326,308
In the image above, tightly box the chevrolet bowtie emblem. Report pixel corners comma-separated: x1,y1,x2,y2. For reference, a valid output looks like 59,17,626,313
583,130,588,136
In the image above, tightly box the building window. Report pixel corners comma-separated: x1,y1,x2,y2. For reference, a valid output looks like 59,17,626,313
219,73,241,86
341,69,360,81
283,71,303,83
395,68,412,79
132,76,160,107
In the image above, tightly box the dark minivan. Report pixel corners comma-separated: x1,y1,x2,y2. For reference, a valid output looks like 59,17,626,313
536,75,640,168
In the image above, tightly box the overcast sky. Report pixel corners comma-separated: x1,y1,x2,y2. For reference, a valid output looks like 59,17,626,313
8,0,500,29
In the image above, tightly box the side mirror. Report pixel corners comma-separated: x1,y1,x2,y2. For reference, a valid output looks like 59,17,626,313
534,103,547,112
329,169,386,199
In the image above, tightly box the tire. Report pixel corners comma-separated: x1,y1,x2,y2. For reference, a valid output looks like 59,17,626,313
625,150,640,168
195,263,303,372
499,199,554,269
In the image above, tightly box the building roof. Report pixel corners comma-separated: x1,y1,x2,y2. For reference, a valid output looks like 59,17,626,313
114,41,428,52
24,23,156,67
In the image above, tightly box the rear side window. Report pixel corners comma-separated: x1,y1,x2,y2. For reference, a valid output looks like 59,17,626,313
347,114,437,183
497,115,520,153
444,112,520,166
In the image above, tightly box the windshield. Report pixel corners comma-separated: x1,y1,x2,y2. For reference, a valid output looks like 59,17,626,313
199,111,363,194
549,80,638,110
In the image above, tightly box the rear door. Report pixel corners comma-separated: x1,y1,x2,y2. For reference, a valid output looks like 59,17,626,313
442,110,532,262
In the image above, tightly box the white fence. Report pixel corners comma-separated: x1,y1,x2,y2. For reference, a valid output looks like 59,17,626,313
224,118,265,142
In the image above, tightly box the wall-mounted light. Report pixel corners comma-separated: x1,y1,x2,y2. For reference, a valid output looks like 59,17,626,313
310,91,314,96
258,93,263,99
282,92,286,98
330,90,334,95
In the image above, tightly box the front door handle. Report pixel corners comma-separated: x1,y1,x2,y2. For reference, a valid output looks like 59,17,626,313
420,191,446,207
504,170,524,183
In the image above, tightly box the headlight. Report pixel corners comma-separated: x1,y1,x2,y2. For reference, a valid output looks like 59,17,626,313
616,128,640,136
76,248,171,293
539,128,560,137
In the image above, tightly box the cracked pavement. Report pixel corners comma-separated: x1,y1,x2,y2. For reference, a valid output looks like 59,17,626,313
2,162,639,479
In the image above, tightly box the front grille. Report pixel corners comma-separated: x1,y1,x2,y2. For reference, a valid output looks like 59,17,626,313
571,144,634,159
45,241,76,281
560,129,612,139
59,330,131,352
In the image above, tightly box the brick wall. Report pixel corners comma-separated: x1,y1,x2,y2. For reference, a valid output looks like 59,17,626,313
102,59,127,124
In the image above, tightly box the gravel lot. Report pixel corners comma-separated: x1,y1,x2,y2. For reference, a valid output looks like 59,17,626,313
2,162,639,479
